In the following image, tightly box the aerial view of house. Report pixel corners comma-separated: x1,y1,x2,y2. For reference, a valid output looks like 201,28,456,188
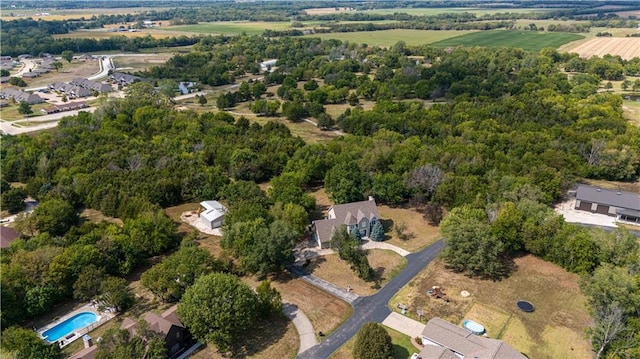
312,196,380,248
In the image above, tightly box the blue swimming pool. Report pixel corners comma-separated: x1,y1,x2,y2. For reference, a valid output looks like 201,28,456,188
42,312,98,342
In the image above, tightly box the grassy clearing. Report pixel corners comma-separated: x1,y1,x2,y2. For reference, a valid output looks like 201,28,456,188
430,30,584,51
622,100,640,126
80,208,124,226
0,103,49,121
513,19,590,29
390,255,593,358
377,205,441,252
190,316,298,359
305,249,406,296
330,325,417,359
112,53,174,72
246,273,352,338
306,29,478,47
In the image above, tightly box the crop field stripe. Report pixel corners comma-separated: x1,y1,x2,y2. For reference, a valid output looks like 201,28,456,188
429,30,584,51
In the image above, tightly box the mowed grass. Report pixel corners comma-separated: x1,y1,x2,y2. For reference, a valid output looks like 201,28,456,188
306,29,478,47
391,255,593,359
189,316,298,359
430,30,584,51
305,249,407,296
377,205,441,252
623,99,640,127
331,325,417,359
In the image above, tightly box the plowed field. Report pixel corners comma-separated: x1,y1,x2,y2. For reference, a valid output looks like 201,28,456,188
569,37,640,60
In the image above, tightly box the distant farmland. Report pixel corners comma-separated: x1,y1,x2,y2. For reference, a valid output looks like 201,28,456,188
305,29,479,47
430,30,584,51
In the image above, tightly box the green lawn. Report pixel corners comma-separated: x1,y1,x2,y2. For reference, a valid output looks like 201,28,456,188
429,30,584,51
305,29,478,47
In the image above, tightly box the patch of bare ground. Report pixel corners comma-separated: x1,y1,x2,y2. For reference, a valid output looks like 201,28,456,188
189,316,298,359
80,208,123,226
391,255,593,359
164,203,224,257
308,186,333,221
377,205,441,252
305,249,406,296
244,272,353,338
303,7,353,15
565,37,640,60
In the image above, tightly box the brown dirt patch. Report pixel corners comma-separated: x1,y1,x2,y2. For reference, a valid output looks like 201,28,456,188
189,316,298,359
304,7,353,15
80,208,123,226
392,255,593,358
305,249,406,296
112,53,174,72
568,37,640,60
378,205,441,252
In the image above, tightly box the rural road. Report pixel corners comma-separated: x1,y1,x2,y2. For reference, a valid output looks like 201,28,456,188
296,239,445,359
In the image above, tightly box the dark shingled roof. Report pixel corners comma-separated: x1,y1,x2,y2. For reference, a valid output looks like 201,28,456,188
0,226,20,248
312,198,379,244
576,184,640,211
120,305,185,339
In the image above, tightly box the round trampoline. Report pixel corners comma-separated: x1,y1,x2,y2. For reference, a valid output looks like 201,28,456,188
517,300,535,312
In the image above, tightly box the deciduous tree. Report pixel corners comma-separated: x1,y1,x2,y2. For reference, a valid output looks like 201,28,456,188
352,322,394,359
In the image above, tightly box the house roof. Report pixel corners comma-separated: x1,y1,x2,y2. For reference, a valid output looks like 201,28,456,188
120,305,185,339
418,345,459,359
69,345,97,359
1,226,20,248
576,184,640,211
312,197,379,244
421,318,526,359
200,200,226,222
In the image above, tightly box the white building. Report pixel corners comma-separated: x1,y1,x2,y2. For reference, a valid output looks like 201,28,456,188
199,201,227,229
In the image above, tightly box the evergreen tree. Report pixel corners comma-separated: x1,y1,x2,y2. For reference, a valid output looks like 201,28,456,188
370,221,385,241
353,322,394,359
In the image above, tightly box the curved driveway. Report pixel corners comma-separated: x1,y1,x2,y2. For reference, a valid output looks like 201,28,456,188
297,239,445,359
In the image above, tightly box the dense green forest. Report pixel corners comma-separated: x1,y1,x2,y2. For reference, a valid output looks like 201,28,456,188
1,32,639,357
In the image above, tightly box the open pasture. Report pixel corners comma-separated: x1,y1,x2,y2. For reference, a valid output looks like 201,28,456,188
565,37,640,60
166,21,300,36
429,30,584,51
306,29,478,47
359,7,560,16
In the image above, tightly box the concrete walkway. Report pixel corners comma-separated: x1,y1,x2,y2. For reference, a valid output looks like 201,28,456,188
362,239,411,257
283,303,318,354
287,265,359,304
381,312,426,338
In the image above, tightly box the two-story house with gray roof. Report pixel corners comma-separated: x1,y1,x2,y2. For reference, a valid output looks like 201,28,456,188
312,196,380,248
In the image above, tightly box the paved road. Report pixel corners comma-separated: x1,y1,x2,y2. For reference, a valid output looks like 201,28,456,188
296,239,445,359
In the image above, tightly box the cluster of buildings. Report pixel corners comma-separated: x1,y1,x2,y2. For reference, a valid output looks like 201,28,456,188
41,101,88,115
48,78,113,99
0,87,44,104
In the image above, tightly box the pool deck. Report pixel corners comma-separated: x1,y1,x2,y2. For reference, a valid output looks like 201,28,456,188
37,302,116,348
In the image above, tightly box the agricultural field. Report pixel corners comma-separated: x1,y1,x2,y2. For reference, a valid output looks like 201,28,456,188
305,29,478,47
563,37,640,60
391,256,593,359
166,21,307,36
429,30,584,51
359,7,559,16
112,53,174,72
53,28,191,40
1,7,172,21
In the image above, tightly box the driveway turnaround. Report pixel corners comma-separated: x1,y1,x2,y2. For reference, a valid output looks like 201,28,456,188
284,303,319,354
296,239,445,359
381,312,426,338
361,238,411,257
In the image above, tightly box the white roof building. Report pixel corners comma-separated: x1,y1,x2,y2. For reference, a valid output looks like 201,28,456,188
199,201,227,229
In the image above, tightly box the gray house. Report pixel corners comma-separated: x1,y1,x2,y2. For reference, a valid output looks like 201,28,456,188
575,184,640,223
312,196,379,248
419,317,526,359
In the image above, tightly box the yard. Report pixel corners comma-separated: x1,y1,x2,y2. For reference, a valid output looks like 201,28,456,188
390,256,593,359
330,325,416,359
377,205,441,252
304,249,406,296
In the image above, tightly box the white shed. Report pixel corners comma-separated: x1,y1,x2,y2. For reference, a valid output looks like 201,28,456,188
199,201,227,229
